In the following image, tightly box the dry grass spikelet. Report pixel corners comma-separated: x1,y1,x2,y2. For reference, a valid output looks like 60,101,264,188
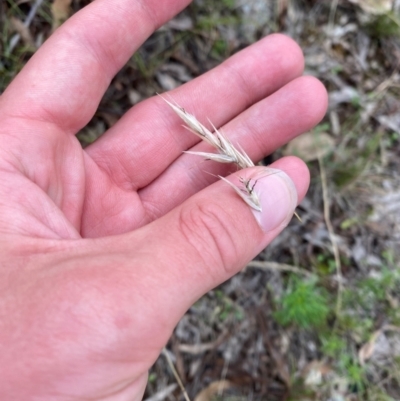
160,94,262,212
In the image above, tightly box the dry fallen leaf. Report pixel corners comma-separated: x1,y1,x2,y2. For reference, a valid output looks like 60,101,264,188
358,330,382,365
348,0,393,15
194,380,233,401
277,0,289,18
156,72,179,91
179,342,218,355
51,0,72,31
128,89,142,105
359,325,400,366
302,360,332,387
378,113,400,135
166,15,194,31
284,132,335,162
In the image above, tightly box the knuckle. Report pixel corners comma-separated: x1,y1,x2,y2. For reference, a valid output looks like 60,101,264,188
177,201,241,277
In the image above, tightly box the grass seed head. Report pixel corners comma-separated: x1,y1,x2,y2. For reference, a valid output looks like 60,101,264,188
159,94,261,212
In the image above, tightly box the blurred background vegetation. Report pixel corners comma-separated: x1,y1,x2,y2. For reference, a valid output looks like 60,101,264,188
1,0,400,400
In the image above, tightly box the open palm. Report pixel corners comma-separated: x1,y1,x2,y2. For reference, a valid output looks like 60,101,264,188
0,0,327,400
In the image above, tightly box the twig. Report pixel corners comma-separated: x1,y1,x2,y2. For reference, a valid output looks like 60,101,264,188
178,330,229,355
143,384,178,401
382,324,400,334
246,260,315,278
8,0,44,54
162,348,191,401
328,0,339,30
219,358,230,397
318,155,343,320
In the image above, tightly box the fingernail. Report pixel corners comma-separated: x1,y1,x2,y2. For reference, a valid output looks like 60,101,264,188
251,168,298,232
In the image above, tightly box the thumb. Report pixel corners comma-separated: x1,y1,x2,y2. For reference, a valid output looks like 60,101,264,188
39,157,308,381
131,157,308,327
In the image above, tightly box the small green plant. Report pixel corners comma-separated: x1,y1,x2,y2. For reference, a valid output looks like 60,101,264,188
338,355,367,394
196,15,238,31
211,38,229,58
148,372,157,383
366,12,400,37
221,0,236,10
214,290,243,322
321,333,347,358
366,386,397,401
344,266,400,310
340,216,359,230
332,130,381,188
274,277,330,329
316,252,337,275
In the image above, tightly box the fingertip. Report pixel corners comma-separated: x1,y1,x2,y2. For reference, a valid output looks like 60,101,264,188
264,33,305,76
294,75,329,126
269,156,310,203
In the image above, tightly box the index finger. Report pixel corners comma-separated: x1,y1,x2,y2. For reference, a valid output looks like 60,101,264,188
0,0,190,134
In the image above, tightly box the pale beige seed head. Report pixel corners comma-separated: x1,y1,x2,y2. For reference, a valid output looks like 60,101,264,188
159,94,261,212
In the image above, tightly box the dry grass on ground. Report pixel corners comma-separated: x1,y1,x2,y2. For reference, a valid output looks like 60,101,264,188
1,1,400,400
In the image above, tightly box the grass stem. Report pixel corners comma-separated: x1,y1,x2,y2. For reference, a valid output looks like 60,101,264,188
318,155,343,322
162,348,191,401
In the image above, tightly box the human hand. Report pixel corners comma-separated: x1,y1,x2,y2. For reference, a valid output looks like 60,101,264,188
0,0,328,400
